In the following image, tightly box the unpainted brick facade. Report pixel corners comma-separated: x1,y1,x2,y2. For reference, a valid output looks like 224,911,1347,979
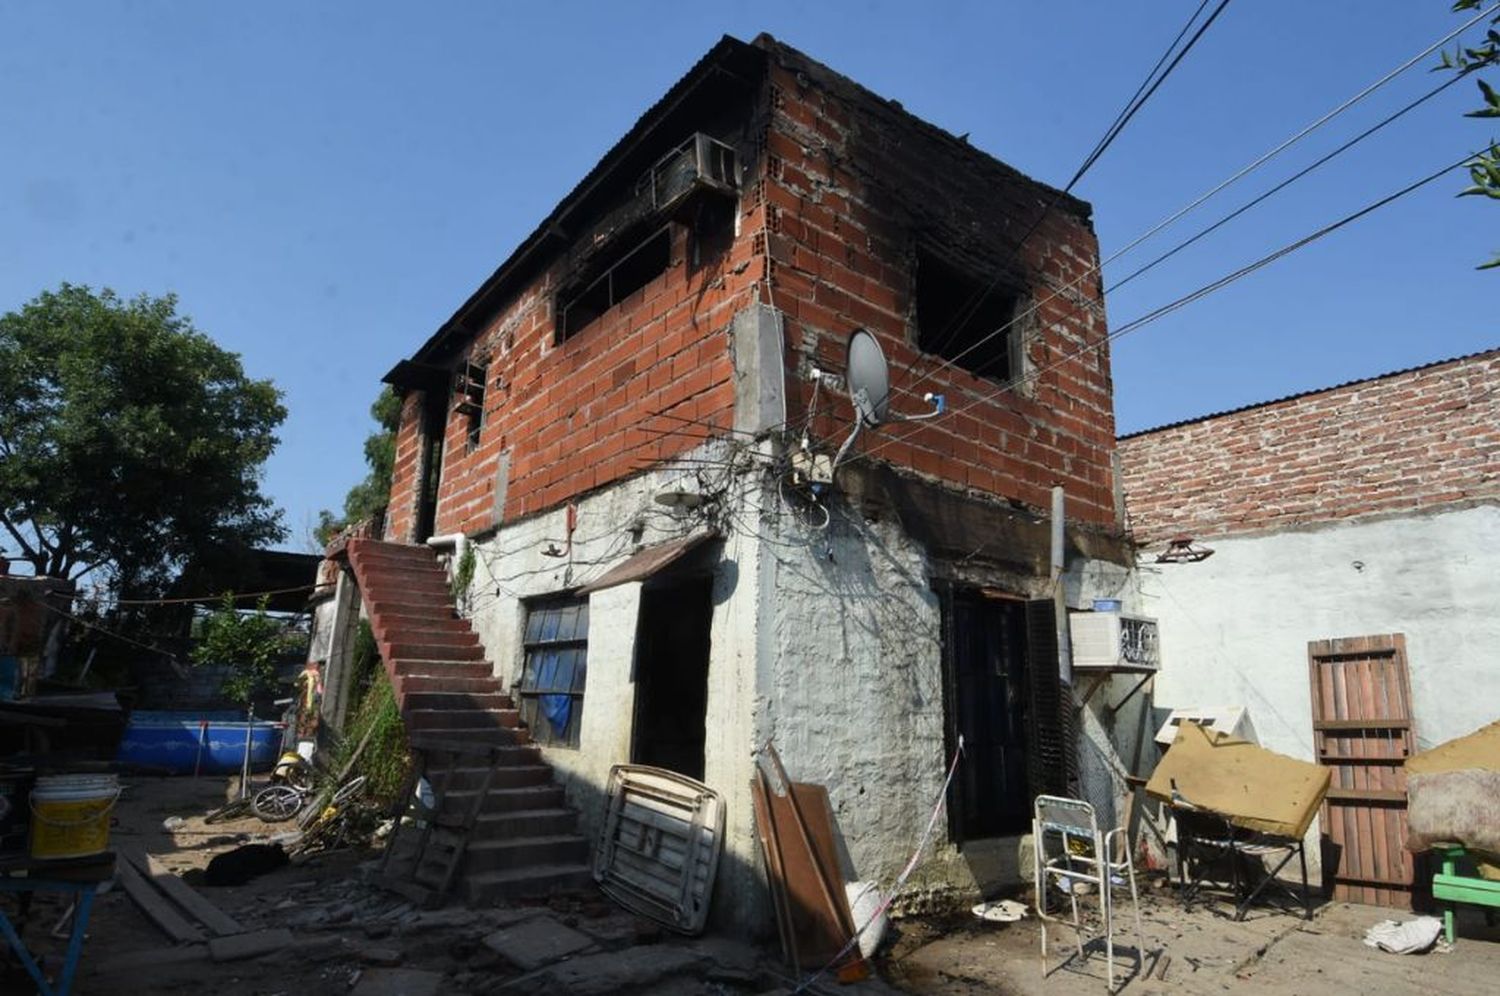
1118,349,1500,544
384,35,1119,545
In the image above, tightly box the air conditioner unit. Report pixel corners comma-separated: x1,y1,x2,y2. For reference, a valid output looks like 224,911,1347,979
645,133,738,216
1154,706,1257,747
1068,612,1160,672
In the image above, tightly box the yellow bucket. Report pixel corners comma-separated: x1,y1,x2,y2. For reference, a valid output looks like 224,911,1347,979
30,774,120,860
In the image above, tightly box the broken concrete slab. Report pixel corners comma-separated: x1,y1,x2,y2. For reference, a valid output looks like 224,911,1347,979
493,944,713,995
208,927,295,962
349,967,443,996
482,915,596,971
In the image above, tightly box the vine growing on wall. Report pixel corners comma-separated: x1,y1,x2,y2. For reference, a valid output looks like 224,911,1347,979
450,544,476,615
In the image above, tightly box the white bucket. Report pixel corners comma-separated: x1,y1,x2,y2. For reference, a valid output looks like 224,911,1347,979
30,773,120,860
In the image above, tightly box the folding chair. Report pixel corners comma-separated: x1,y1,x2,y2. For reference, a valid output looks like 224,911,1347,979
1033,795,1145,992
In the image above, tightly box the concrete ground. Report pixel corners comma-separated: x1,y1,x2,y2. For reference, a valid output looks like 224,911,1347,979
884,880,1500,995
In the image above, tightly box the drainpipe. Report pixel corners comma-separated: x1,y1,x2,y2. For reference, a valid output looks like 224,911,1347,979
425,533,469,580
1050,486,1073,686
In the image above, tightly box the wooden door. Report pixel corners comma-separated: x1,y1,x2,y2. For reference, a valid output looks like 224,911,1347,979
1308,634,1417,907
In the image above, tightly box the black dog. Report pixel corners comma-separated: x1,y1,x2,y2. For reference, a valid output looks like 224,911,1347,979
196,842,289,887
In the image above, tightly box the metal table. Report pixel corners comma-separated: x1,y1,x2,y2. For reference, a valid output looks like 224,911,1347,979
0,852,114,996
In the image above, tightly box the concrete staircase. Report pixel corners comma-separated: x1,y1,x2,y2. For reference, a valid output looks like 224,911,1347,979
342,538,593,905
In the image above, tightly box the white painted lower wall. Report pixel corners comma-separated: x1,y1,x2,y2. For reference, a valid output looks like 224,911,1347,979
450,445,1140,927
1134,503,1500,872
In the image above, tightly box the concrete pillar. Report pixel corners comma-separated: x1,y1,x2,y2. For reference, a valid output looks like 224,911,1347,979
319,569,364,736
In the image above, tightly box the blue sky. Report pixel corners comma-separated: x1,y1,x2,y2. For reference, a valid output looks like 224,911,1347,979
3,2,1495,549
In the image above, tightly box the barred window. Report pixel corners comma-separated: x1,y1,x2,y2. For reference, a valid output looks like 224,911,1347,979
517,596,589,748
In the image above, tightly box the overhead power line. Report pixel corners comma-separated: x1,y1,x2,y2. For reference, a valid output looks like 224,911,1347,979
1064,0,1232,193
900,1,1500,398
1104,71,1469,295
854,147,1487,470
913,0,1235,370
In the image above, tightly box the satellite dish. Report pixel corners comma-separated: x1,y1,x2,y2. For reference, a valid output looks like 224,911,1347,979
845,329,890,427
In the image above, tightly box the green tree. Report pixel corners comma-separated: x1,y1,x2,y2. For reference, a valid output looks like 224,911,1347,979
316,386,401,544
1444,1,1500,268
191,594,298,704
0,284,287,590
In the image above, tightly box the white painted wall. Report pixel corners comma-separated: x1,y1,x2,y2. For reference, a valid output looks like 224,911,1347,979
456,445,774,928
1140,504,1500,760
452,440,1143,923
1134,503,1500,870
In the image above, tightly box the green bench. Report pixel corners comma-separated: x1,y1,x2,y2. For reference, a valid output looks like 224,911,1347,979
1432,844,1500,945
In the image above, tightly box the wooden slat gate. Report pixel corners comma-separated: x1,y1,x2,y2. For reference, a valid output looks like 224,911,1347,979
1308,634,1417,907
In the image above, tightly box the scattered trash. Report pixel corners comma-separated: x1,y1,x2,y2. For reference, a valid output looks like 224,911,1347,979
1363,916,1444,954
971,899,1027,923
161,815,186,831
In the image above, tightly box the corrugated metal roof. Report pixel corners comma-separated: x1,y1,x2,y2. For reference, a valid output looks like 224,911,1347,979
577,531,717,594
1117,346,1500,441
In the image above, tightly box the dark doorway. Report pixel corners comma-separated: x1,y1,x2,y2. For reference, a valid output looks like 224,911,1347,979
632,576,713,780
415,389,447,543
941,587,1033,841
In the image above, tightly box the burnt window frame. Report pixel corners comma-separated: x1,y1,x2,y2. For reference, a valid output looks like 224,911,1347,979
516,595,590,749
914,248,1027,388
555,224,674,343
452,359,487,452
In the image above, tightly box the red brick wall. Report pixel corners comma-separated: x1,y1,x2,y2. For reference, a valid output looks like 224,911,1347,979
386,40,1122,539
389,218,763,539
383,390,426,543
1118,350,1500,544
761,54,1118,526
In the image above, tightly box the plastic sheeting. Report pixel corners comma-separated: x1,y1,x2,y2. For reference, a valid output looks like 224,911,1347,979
1145,721,1331,839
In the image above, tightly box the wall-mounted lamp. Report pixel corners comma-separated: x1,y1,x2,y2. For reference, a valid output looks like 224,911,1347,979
1156,535,1214,564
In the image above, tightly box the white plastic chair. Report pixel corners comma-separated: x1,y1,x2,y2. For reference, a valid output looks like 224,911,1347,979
1033,794,1145,991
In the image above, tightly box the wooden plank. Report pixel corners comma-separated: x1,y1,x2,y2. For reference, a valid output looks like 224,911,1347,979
116,856,206,944
1312,718,1411,731
1326,786,1407,803
122,848,243,937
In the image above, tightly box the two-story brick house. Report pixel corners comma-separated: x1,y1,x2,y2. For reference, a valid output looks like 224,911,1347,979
330,34,1136,923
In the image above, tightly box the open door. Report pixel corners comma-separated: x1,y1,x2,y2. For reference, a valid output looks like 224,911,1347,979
632,576,713,780
415,389,447,543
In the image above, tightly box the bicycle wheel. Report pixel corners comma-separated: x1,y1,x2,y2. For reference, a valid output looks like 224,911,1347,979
331,775,367,807
204,797,254,824
251,784,306,823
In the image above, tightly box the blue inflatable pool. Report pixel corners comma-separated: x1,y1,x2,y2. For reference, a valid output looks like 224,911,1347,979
116,711,284,775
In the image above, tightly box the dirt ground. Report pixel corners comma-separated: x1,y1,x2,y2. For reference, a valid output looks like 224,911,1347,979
2,775,903,995
885,879,1500,995
4,776,1499,995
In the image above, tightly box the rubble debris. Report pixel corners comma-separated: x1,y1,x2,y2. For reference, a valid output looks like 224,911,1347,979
208,927,295,962
349,967,443,996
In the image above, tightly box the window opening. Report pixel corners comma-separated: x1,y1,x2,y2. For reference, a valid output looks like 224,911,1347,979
517,596,589,748
453,360,486,451
916,250,1020,383
558,227,672,341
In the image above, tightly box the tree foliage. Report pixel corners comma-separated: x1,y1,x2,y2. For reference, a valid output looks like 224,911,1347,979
1444,1,1500,268
316,386,401,544
191,594,299,705
0,284,287,590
